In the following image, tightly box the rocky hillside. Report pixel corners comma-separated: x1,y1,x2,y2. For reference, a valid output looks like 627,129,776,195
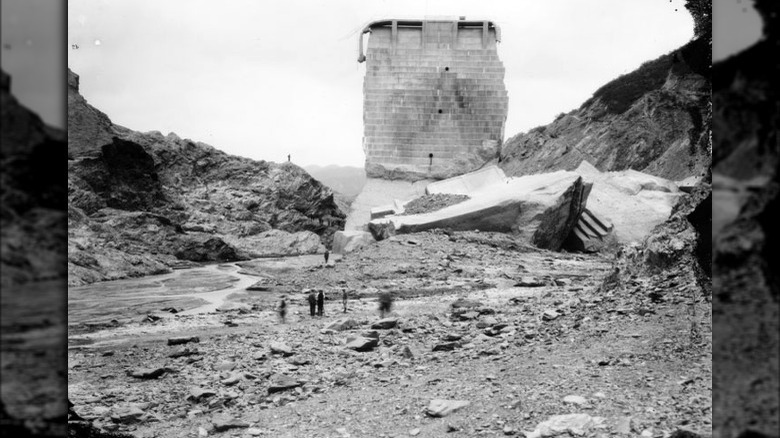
500,36,711,181
0,68,67,286
67,69,346,286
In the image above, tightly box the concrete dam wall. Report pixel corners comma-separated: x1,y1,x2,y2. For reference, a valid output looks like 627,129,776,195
358,19,509,181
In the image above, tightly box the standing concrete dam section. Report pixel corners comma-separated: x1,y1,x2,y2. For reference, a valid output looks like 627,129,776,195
359,19,509,181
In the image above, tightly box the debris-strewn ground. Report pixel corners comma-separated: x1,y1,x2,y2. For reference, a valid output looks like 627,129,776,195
68,230,711,438
400,194,470,216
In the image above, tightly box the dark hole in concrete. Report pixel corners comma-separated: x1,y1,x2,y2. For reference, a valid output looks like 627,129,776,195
438,109,443,114
445,67,450,71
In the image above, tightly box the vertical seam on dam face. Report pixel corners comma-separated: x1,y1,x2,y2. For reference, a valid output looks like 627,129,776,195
360,19,509,180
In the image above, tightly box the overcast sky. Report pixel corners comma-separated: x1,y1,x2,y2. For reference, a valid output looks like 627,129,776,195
2,1,762,167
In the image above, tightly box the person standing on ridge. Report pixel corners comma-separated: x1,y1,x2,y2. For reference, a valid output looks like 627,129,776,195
342,289,348,313
324,249,330,264
307,290,317,317
317,289,324,317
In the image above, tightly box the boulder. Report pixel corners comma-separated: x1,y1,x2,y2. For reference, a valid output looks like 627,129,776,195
514,277,546,287
371,318,399,329
367,220,396,241
269,341,294,356
345,336,379,352
432,342,459,352
267,374,302,393
111,406,145,424
212,414,250,432
167,336,200,346
126,367,173,379
451,298,483,309
174,236,241,262
324,318,359,331
367,171,589,251
361,330,380,339
562,395,588,406
525,414,606,438
331,230,375,254
187,387,217,403
425,399,470,417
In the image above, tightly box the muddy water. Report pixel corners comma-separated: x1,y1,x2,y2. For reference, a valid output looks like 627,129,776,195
67,255,328,328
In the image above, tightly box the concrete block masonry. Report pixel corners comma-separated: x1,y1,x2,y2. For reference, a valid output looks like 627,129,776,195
358,19,508,181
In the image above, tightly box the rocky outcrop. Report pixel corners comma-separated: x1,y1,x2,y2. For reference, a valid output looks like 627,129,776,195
221,230,325,258
67,69,114,159
67,69,345,285
618,179,711,279
500,36,711,182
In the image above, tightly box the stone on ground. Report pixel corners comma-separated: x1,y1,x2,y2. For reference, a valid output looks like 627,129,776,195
425,399,470,417
267,374,302,394
167,336,199,346
525,413,605,438
371,318,399,329
562,395,587,406
325,318,358,331
111,406,145,424
187,387,217,403
126,367,172,379
212,413,250,432
269,341,293,356
345,336,379,352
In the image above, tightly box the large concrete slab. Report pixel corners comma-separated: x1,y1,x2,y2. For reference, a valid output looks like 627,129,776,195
368,171,588,250
345,178,432,231
572,161,683,243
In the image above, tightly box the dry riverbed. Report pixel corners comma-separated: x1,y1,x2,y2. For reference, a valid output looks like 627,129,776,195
67,230,712,438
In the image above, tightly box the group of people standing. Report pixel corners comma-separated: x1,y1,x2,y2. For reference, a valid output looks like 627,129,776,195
307,289,326,317
278,288,353,323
